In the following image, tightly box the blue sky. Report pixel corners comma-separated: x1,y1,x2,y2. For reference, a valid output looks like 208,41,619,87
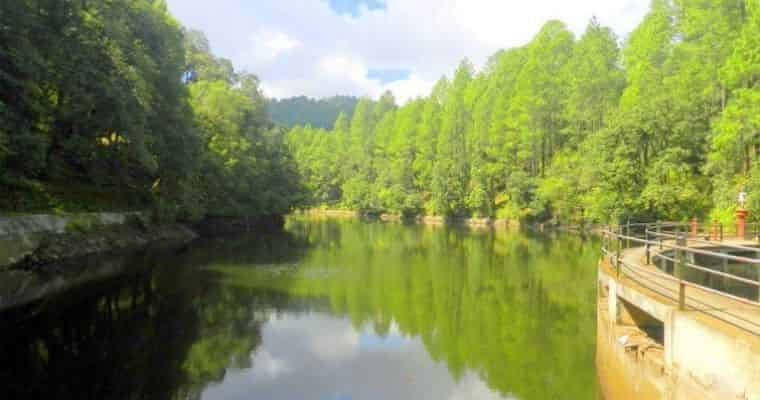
166,0,650,103
367,68,411,84
327,0,386,16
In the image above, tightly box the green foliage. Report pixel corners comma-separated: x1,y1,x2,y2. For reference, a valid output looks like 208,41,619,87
268,96,360,129
0,1,302,220
6,0,754,224
289,0,759,224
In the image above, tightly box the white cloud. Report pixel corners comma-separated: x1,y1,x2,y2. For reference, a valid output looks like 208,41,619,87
266,32,301,53
245,29,301,65
167,0,651,102
310,324,360,361
384,75,435,103
319,55,367,83
449,373,517,400
249,349,291,381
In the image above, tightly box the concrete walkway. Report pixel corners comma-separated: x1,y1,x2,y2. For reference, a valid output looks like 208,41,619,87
616,242,760,336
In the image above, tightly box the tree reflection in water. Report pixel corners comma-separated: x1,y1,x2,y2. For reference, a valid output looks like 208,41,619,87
0,220,599,400
0,232,307,400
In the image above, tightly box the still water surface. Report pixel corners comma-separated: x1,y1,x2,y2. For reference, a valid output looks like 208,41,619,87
0,218,600,399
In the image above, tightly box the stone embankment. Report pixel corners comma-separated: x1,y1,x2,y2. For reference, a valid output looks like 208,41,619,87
0,212,197,270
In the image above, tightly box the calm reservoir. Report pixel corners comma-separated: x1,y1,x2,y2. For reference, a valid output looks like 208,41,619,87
0,218,600,399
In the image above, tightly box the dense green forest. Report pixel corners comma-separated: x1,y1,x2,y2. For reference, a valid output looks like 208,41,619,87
268,96,359,129
0,1,302,219
3,0,758,226
288,0,760,224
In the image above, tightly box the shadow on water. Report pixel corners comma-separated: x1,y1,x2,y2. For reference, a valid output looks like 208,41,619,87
0,219,600,400
0,231,308,400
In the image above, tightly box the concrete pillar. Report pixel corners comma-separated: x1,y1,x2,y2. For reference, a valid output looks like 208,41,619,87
608,279,618,325
664,309,675,369
736,208,748,239
711,221,719,241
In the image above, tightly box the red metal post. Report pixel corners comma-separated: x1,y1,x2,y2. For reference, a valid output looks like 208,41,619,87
736,208,749,239
710,221,719,241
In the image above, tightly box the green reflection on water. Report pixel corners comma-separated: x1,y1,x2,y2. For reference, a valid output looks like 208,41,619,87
203,218,600,399
0,218,600,400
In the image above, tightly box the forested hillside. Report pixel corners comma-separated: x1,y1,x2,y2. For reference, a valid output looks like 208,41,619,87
287,0,760,224
268,96,359,129
0,1,302,219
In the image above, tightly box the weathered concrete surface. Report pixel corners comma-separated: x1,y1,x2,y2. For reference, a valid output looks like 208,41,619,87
598,258,760,399
0,212,144,236
0,233,42,267
665,310,760,399
0,212,197,310
597,296,666,400
0,212,145,267
17,224,197,269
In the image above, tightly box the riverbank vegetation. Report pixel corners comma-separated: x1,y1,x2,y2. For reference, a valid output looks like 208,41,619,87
287,0,760,224
0,1,303,220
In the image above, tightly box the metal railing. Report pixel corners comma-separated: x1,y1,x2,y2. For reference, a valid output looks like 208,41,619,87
601,222,760,312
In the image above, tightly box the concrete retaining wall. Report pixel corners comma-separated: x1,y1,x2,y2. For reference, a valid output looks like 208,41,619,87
598,262,760,400
596,301,667,400
0,212,144,236
0,212,145,267
665,310,760,399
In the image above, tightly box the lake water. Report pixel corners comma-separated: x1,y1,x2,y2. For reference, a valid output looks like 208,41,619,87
0,218,600,399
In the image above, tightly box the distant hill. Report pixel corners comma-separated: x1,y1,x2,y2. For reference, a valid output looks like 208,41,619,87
267,96,359,129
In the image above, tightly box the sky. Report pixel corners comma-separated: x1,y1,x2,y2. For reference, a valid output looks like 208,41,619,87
201,313,514,400
166,0,651,103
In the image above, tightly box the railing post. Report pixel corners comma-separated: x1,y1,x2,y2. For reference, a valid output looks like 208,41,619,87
626,219,631,249
645,228,651,265
675,232,685,278
615,228,622,278
645,242,651,265
724,257,731,289
720,223,724,242
710,220,717,241
604,231,611,263
676,233,687,310
657,222,662,249
618,225,623,253
715,256,728,290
